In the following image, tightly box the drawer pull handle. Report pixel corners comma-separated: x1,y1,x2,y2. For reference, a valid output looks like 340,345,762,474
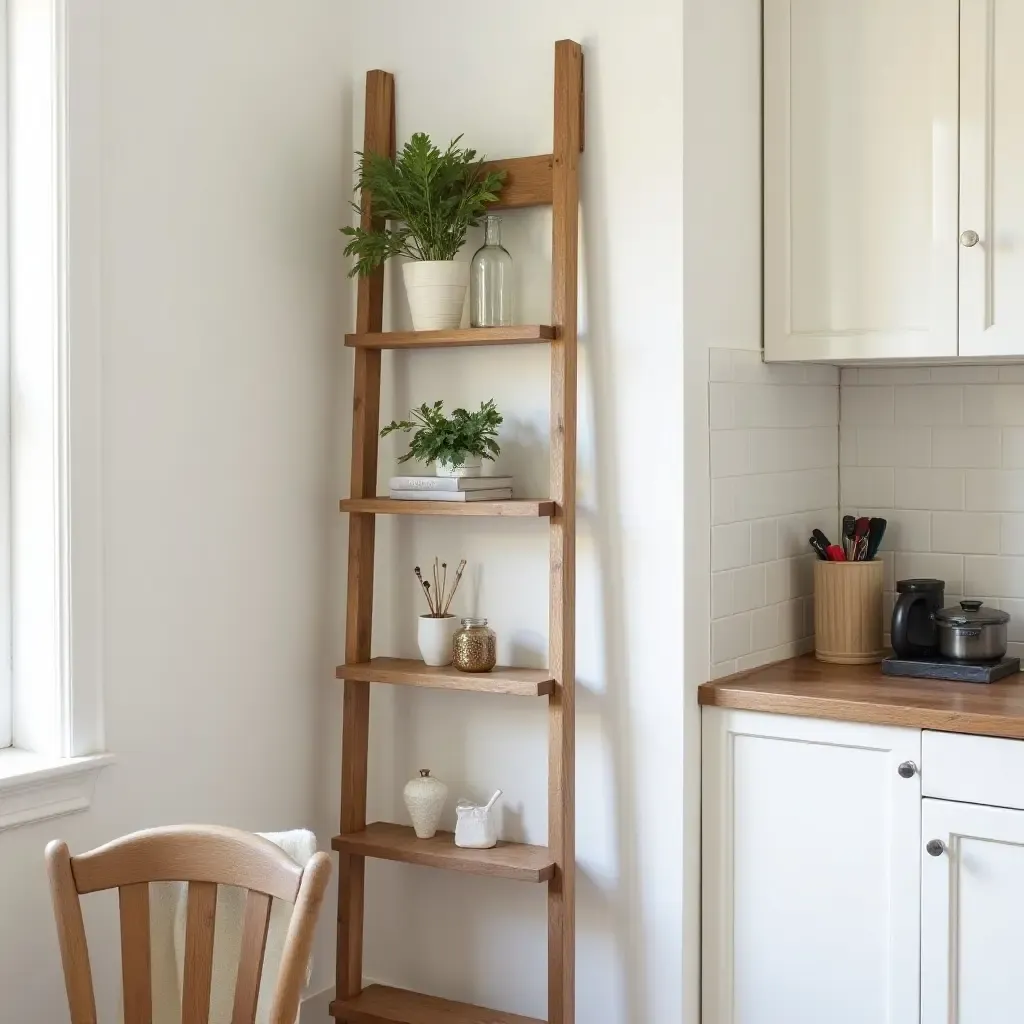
926,839,946,857
898,761,918,779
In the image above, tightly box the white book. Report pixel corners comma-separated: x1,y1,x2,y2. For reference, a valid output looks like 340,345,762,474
388,475,513,492
389,488,513,502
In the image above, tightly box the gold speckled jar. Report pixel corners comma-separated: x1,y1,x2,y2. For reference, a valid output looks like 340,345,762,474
453,617,497,672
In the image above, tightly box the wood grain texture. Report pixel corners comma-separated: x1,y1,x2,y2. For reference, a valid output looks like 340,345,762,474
480,153,554,210
345,325,556,349
813,560,886,664
335,658,555,696
340,498,555,518
182,881,217,1024
339,67,395,1004
331,824,555,883
45,840,98,1024
547,38,582,1024
330,985,544,1024
268,853,332,1024
119,883,152,1024
699,654,1024,738
70,825,303,901
231,890,273,1024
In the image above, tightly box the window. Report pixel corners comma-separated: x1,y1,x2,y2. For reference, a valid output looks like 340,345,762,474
0,0,110,829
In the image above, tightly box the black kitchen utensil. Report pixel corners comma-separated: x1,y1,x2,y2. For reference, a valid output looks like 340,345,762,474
812,528,832,551
842,515,856,559
809,535,829,561
866,517,887,560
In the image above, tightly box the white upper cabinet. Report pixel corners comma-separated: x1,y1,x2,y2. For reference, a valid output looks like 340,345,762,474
764,0,1024,363
959,0,1024,358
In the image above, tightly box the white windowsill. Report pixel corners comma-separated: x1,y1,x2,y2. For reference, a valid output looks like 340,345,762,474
0,749,114,831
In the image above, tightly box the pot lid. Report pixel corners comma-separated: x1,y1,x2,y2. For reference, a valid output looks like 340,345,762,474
934,599,1009,627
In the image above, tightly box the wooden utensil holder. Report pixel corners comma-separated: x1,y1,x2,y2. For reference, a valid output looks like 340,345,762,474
814,560,886,664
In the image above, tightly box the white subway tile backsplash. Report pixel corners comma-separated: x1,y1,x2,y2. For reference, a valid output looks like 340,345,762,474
712,613,752,662
964,385,1024,426
998,366,1024,383
932,512,1001,555
966,470,1024,512
856,426,931,467
842,467,895,508
711,522,750,572
841,386,894,426
965,557,1024,599
1002,428,1024,468
894,469,965,511
710,430,750,478
855,367,932,386
709,351,839,667
929,365,1000,384
1002,515,1024,556
932,426,1002,468
840,424,857,467
999,598,1024,641
895,385,963,424
895,553,965,593
859,509,930,552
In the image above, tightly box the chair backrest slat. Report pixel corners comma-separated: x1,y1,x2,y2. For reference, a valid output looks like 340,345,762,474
46,827,331,1024
118,883,153,1024
182,881,218,1024
45,841,98,1024
231,890,273,1024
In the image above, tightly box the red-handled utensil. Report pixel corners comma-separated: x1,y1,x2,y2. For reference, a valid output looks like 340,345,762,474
826,544,847,562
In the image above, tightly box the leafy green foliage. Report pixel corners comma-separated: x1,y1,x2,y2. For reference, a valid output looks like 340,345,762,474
342,134,506,277
380,400,503,468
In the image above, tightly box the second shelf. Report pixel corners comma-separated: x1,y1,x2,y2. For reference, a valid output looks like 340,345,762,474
340,498,555,517
332,823,555,883
337,658,554,696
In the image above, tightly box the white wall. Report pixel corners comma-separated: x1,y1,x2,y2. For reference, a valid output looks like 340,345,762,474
0,0,348,1017
841,365,1024,652
338,4,685,1021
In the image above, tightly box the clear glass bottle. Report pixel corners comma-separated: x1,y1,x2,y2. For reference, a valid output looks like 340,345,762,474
470,215,514,327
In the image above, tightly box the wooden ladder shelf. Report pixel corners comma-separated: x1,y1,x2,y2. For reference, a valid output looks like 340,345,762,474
332,40,583,1024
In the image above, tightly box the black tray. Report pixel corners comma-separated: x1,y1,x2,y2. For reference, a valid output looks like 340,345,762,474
882,655,1021,684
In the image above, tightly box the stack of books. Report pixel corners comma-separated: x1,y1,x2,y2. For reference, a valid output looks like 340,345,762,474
389,475,513,501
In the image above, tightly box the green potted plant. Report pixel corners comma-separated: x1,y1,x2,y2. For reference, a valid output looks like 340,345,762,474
343,134,506,331
380,399,502,477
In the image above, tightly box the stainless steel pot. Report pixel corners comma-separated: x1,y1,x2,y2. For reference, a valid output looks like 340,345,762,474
933,600,1009,661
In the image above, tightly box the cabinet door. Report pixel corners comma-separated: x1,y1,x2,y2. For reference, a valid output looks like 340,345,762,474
702,709,921,1024
922,798,1024,1023
764,0,959,362
959,0,1024,357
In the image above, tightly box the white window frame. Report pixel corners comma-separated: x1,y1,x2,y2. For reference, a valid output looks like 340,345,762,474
0,0,111,830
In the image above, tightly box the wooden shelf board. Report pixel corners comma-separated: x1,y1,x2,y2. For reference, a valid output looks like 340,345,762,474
340,498,555,518
345,325,556,350
330,985,544,1024
478,153,554,210
336,658,555,696
332,823,554,883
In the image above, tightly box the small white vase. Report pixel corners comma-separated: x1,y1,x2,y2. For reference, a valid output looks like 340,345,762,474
435,456,483,478
402,260,469,331
417,614,458,667
403,769,448,839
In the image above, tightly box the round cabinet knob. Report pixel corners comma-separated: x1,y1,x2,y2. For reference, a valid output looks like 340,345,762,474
960,229,980,247
926,839,946,857
898,761,918,779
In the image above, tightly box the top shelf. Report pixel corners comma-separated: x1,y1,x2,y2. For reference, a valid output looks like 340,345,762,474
345,325,556,351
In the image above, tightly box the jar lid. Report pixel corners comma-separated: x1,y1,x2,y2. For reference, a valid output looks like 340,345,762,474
461,617,488,627
897,578,945,594
934,599,1009,627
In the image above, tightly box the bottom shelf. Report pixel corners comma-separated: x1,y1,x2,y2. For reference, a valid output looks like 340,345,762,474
330,985,544,1024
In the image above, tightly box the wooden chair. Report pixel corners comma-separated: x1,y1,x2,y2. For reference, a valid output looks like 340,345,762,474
45,825,332,1024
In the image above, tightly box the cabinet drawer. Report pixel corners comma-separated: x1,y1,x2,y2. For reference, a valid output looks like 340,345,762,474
923,731,1024,810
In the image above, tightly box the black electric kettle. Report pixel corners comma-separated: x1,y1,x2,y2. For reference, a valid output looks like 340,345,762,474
891,578,945,657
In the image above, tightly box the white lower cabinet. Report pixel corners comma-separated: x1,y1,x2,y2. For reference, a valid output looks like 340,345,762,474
702,710,922,1024
922,798,1024,1023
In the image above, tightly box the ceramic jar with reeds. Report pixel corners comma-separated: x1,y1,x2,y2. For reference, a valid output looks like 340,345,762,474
414,557,467,667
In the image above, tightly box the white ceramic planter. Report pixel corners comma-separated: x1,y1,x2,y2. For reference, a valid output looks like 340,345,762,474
403,769,448,839
417,614,458,666
402,260,469,331
435,456,483,478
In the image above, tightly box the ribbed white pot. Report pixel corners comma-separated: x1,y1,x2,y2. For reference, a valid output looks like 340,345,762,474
402,260,469,331
435,456,483,478
417,614,458,667
403,769,448,840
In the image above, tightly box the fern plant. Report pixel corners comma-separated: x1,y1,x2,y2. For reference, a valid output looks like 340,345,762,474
342,134,505,277
380,400,502,469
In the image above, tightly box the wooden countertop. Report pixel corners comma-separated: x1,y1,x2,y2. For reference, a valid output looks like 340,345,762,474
699,654,1024,739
